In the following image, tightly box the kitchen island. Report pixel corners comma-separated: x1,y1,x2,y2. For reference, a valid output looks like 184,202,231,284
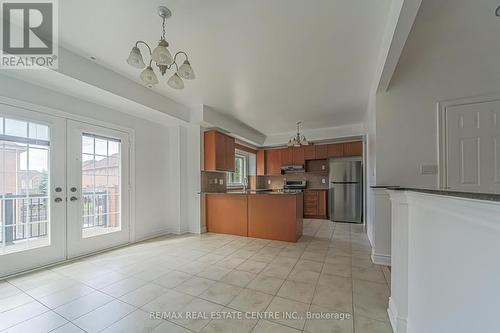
204,192,303,242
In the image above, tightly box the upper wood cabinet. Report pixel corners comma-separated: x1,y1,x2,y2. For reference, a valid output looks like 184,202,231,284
204,130,235,172
266,149,282,176
304,145,316,160
280,148,293,166
292,147,305,165
256,150,266,176
327,143,344,157
316,145,328,159
343,141,363,157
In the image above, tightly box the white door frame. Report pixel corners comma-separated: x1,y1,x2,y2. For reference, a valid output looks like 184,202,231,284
437,93,500,189
0,97,136,249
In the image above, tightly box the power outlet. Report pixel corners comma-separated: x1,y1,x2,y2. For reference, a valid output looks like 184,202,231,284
267,179,271,185
219,179,224,185
321,178,326,184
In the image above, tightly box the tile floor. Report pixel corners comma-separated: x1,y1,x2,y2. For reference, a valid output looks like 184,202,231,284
0,220,392,333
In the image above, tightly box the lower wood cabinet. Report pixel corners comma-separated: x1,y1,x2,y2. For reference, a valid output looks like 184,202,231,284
303,190,328,219
205,194,247,236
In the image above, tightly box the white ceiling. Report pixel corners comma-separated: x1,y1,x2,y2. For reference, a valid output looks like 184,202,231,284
59,0,391,135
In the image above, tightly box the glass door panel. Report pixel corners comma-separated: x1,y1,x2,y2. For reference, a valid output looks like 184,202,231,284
66,120,129,258
0,105,66,277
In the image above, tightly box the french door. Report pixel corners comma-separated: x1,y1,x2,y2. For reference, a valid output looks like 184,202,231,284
66,120,130,258
0,105,130,277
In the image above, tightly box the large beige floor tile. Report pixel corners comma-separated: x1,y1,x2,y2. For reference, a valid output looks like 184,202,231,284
142,289,194,313
354,315,393,333
119,283,168,307
304,304,353,333
199,282,242,305
352,279,389,322
175,276,216,296
2,310,67,333
73,299,136,333
252,320,301,333
102,309,162,333
54,291,113,320
247,274,285,295
277,280,316,303
221,270,256,287
0,301,50,330
228,288,274,312
265,296,309,330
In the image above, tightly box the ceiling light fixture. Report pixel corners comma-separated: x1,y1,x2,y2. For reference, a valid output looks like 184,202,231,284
126,6,195,89
288,122,309,147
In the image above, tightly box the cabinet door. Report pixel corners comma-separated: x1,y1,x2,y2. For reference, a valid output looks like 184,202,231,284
293,147,305,165
304,191,319,216
225,135,235,171
256,150,266,176
304,145,316,160
316,145,328,159
343,141,362,157
317,191,327,218
327,143,343,157
266,150,282,175
280,148,293,166
215,132,227,170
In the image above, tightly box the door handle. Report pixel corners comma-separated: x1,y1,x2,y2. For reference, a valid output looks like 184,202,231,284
54,197,63,203
70,196,78,202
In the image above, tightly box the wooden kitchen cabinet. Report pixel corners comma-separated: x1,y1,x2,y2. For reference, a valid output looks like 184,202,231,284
204,130,235,172
256,150,266,176
266,149,282,176
327,143,344,158
304,190,328,219
304,145,316,160
280,148,293,166
292,147,305,165
343,141,363,157
316,144,328,159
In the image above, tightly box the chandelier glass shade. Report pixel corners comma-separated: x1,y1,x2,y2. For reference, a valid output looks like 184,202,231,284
126,6,195,89
167,73,184,89
126,47,145,69
288,122,309,147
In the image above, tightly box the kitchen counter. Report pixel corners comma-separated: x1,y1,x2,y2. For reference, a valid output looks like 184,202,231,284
204,192,303,242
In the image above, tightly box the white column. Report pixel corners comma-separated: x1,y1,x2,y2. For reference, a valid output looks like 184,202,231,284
371,188,392,265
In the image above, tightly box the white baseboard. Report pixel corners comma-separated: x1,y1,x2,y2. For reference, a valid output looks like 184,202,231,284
388,297,408,333
371,252,391,266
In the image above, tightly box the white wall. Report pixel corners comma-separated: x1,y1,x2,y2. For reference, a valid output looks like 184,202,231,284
388,190,500,333
0,74,200,240
376,0,500,187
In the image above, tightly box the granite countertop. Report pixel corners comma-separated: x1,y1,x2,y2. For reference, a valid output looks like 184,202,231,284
371,185,500,202
204,190,302,195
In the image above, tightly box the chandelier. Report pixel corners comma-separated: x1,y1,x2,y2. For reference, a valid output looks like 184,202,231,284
126,6,195,89
288,122,309,147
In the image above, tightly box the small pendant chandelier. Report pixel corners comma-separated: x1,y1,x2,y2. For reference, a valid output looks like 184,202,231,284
288,122,309,147
126,6,195,89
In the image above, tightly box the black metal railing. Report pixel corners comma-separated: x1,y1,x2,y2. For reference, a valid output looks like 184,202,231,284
1,190,112,244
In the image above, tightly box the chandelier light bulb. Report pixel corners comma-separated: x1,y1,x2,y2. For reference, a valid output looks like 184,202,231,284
178,60,195,80
140,66,159,85
152,39,173,65
126,46,146,69
168,73,184,89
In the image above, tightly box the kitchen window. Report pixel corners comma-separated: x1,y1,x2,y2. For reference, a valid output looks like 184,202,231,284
227,152,248,187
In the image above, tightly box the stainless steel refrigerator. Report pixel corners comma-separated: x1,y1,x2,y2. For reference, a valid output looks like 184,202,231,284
329,159,363,223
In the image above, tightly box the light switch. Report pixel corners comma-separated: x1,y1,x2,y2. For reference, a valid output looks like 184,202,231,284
321,165,326,170
219,179,224,185
267,179,271,185
420,164,438,175
322,178,326,184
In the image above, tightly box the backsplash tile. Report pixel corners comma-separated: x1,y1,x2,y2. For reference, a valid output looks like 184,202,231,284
201,171,227,193
256,172,329,190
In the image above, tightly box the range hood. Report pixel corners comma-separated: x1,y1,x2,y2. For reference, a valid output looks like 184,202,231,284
280,165,305,174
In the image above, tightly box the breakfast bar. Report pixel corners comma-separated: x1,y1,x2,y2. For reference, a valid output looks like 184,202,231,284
204,192,303,242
